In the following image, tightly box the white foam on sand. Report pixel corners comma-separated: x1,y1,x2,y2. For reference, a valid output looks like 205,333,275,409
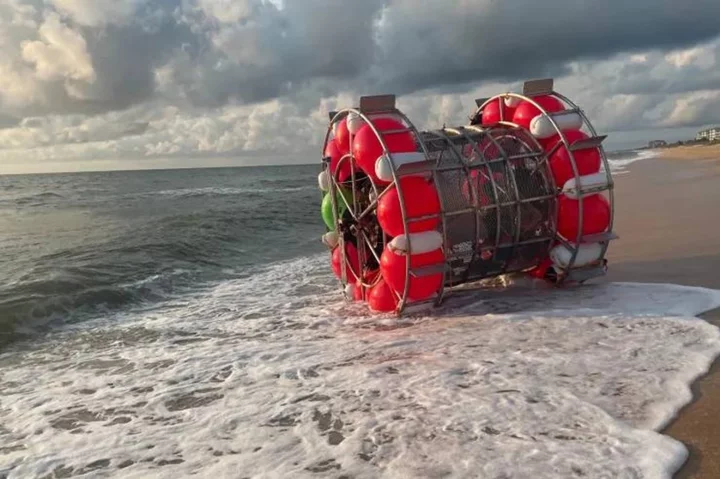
2,256,720,479
608,149,659,175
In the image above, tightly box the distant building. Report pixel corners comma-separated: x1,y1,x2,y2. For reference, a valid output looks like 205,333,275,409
696,127,720,142
648,140,667,148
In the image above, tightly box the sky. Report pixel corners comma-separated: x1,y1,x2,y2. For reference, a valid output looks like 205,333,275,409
1,0,719,174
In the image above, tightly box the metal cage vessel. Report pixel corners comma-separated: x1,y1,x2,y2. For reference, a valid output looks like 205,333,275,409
320,78,616,315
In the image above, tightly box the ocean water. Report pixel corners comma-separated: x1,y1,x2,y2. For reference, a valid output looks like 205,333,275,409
0,165,322,339
605,149,659,174
2,150,720,479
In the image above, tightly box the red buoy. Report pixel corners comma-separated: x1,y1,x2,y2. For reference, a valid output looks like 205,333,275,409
380,246,444,301
334,118,351,154
368,279,399,313
480,97,519,126
512,95,564,130
528,257,554,279
557,194,610,240
331,242,360,284
325,139,352,183
377,176,441,238
545,130,601,187
352,118,416,185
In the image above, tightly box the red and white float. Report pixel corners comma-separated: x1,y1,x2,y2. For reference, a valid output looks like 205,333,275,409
319,78,616,315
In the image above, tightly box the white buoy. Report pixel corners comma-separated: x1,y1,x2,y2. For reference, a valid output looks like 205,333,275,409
322,231,339,249
530,111,584,139
550,242,603,269
347,111,365,134
388,231,444,256
504,96,522,108
318,171,330,191
374,152,428,182
562,172,608,199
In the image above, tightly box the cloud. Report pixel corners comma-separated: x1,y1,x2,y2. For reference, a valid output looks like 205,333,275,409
21,12,95,83
371,0,720,94
1,0,720,172
50,0,140,27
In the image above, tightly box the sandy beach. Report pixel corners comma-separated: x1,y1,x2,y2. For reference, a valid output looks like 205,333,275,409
606,146,720,478
651,143,720,163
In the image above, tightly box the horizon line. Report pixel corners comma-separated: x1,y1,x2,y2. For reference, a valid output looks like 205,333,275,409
0,144,654,177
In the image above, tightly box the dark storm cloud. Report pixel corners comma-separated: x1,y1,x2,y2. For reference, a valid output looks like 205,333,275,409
164,0,388,108
371,0,720,95
4,0,720,118
0,114,20,129
13,0,200,116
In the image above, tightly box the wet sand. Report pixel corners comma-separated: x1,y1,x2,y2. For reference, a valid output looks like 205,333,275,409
604,154,720,478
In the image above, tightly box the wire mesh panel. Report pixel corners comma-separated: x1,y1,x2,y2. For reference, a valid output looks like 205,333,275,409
424,125,557,286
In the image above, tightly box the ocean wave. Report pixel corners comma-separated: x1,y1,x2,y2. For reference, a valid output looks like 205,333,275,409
606,149,658,173
0,206,323,341
0,191,67,208
127,185,316,200
1,254,719,478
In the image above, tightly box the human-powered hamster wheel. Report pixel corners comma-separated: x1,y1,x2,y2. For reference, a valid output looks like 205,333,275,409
318,78,616,315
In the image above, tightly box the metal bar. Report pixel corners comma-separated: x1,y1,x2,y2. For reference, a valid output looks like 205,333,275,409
460,259,556,285
320,114,345,298
346,110,370,297
361,231,383,266
479,133,505,261
429,152,541,174
523,78,554,97
570,135,607,152
381,128,414,135
359,94,396,112
581,232,619,243
396,160,437,176
430,165,450,306
570,184,612,196
402,293,444,311
553,232,574,251
357,182,393,221
335,156,359,222
441,235,552,254
503,155,524,276
549,107,581,116
507,151,544,161
407,212,442,223
566,265,607,283
475,97,490,107
411,263,448,278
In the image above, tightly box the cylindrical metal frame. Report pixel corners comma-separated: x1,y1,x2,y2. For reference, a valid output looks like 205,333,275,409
323,107,433,312
320,83,615,315
473,90,615,283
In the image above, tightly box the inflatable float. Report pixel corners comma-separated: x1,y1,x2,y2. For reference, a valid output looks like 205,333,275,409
318,78,616,315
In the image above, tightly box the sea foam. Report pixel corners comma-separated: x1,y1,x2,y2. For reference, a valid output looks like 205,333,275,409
1,255,720,478
607,149,659,175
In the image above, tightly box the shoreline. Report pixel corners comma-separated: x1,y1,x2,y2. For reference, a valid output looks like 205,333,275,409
605,153,720,478
648,143,720,162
